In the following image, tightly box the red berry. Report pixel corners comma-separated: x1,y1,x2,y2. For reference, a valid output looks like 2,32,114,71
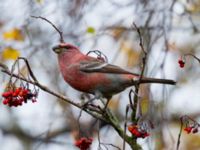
18,97,24,103
32,98,37,103
14,88,22,95
184,127,193,134
75,137,93,150
3,99,8,105
2,91,13,98
141,132,150,138
192,128,198,134
178,59,185,68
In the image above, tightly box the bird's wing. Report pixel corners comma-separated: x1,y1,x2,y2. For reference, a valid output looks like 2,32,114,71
79,60,138,76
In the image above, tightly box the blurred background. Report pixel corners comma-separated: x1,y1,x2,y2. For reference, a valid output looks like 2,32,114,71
0,0,200,149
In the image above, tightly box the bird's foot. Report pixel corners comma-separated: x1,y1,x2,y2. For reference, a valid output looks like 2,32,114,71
81,97,96,108
101,99,110,112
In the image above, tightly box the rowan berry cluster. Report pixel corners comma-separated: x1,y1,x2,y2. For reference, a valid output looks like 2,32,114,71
181,115,200,134
128,124,150,138
2,87,38,107
74,137,93,150
184,125,198,134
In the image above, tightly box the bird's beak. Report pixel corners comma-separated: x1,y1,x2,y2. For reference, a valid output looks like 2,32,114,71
52,45,61,54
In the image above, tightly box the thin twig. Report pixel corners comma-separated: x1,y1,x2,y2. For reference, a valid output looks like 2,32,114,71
31,16,64,43
100,143,121,150
132,22,147,120
176,117,183,150
129,89,134,110
97,121,103,150
123,105,129,150
184,53,200,64
0,59,135,149
0,62,8,70
18,57,38,82
132,22,147,54
1,68,105,122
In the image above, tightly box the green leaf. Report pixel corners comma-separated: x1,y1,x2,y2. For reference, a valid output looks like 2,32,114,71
86,26,95,34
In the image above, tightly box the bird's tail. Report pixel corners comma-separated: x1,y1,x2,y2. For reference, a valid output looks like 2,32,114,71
134,77,176,85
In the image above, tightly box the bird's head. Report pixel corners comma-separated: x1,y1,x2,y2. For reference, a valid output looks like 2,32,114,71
52,43,79,54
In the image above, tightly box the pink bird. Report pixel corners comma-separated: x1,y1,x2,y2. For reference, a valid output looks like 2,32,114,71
53,43,175,101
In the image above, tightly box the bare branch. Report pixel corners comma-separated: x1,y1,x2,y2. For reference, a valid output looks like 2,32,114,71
132,22,146,54
0,60,135,148
131,22,147,120
18,57,38,82
1,68,105,121
31,16,64,43
176,117,183,150
0,62,8,70
184,53,200,64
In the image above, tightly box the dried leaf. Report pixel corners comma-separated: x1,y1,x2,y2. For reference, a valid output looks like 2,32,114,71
168,42,178,51
2,47,20,60
120,41,140,67
3,28,24,41
110,27,126,40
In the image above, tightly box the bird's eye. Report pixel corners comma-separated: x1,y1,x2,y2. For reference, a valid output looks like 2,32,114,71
64,46,71,49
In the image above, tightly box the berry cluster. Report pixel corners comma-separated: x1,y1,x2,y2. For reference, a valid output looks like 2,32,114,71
184,126,198,134
181,115,200,134
178,59,185,68
128,124,150,138
74,137,93,150
2,87,37,107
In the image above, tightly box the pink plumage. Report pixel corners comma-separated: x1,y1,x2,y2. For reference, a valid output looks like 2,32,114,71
53,43,175,99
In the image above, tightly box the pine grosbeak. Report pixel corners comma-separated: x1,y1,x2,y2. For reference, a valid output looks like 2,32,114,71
53,43,175,100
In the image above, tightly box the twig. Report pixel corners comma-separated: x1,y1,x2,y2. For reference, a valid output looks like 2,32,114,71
132,22,146,54
123,105,129,150
31,16,64,43
100,143,121,150
86,50,108,63
0,61,135,148
132,22,147,120
129,89,134,110
176,117,183,150
97,121,103,150
1,68,105,121
184,53,200,64
18,57,38,82
0,62,8,70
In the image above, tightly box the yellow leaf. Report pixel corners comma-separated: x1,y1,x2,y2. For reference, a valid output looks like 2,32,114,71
140,98,149,114
3,28,24,41
86,26,95,34
186,2,200,13
120,41,140,67
110,27,126,40
108,98,119,110
36,0,44,3
2,47,20,60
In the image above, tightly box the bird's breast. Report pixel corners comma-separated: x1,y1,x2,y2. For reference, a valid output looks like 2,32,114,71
61,64,110,93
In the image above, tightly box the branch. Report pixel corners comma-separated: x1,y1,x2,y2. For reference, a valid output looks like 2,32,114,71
176,117,183,150
131,22,147,120
184,53,200,64
18,57,38,82
31,16,64,43
0,65,104,122
0,60,135,148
